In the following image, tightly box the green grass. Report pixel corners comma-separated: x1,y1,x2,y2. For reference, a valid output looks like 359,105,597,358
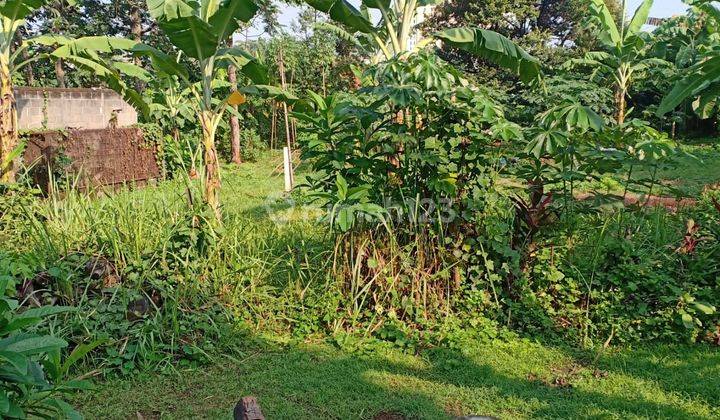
73,337,719,419
651,143,720,196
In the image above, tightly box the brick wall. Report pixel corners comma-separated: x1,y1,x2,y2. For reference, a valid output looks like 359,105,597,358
24,128,161,192
16,87,138,130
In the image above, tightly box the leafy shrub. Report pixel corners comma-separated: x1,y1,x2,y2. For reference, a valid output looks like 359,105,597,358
239,128,266,163
512,202,719,345
0,184,43,244
0,273,92,418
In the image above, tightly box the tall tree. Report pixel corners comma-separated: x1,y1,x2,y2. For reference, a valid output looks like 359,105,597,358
422,0,623,73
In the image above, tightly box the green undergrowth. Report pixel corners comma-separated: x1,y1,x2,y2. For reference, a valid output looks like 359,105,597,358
2,150,720,403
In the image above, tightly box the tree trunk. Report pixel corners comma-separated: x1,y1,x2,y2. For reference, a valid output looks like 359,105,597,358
22,48,35,86
55,58,66,88
130,4,147,92
228,64,242,164
0,55,18,182
201,111,221,221
616,88,626,125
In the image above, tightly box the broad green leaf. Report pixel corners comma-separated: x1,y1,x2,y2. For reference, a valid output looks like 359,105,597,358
147,0,196,19
157,16,219,60
1,336,67,356
5,400,23,419
361,0,390,9
61,339,105,374
114,62,153,81
312,22,363,49
0,392,8,414
335,174,348,200
239,85,299,103
627,0,653,37
658,56,720,115
1,318,42,334
51,36,138,58
336,207,355,232
207,0,259,40
58,55,116,77
131,43,190,80
435,27,542,84
0,141,25,173
45,398,82,420
692,302,716,315
27,34,73,47
63,379,95,391
216,47,268,84
16,306,74,320
692,83,720,119
681,312,694,329
305,0,336,13
0,0,47,21
307,0,375,33
589,0,621,48
0,350,27,373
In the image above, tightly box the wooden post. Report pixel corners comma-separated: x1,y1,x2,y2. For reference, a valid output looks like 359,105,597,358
283,146,292,192
270,101,277,150
278,49,293,151
278,48,295,189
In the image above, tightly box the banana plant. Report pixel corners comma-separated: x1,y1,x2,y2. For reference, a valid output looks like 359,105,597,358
0,0,56,182
306,0,439,60
45,0,269,221
568,0,666,124
304,0,542,83
658,0,720,117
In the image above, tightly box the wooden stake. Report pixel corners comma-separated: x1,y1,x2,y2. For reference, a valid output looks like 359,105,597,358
283,146,292,192
278,48,294,185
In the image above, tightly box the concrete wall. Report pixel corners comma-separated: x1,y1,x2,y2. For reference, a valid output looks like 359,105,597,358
15,87,138,130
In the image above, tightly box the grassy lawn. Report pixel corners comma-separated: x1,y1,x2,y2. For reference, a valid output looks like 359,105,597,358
73,337,719,419
653,143,720,196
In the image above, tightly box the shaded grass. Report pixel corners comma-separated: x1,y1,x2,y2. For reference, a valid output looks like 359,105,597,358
612,142,720,198
650,143,720,196
74,337,719,419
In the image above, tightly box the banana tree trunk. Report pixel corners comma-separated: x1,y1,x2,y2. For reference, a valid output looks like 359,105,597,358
616,88,627,125
0,55,18,182
615,68,629,125
200,111,221,220
55,58,66,88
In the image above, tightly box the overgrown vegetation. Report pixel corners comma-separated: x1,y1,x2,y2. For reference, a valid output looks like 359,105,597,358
1,0,720,418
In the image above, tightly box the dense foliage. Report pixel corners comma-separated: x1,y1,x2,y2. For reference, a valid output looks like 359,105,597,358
1,0,720,416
